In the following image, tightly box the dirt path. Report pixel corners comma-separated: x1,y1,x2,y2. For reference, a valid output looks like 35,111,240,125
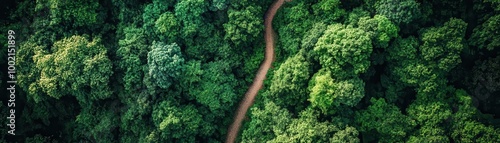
225,0,285,142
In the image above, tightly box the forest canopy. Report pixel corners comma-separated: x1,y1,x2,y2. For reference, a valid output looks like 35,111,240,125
1,0,499,142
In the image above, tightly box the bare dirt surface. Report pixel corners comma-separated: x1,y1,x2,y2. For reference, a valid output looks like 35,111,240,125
225,0,286,142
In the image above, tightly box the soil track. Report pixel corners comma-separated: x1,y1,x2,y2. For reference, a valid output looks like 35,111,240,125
225,0,286,142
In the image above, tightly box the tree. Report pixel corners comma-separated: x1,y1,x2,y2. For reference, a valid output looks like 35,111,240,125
33,35,113,105
407,126,449,143
470,14,500,51
301,22,327,51
223,5,263,46
174,0,208,38
72,106,119,142
188,60,239,115
241,101,292,143
142,0,176,40
330,126,360,143
312,0,346,23
151,100,205,142
346,8,370,26
419,18,467,72
17,39,46,103
46,0,104,28
25,134,55,143
374,0,421,25
484,0,500,11
355,98,416,142
407,98,452,126
357,15,399,48
277,2,314,56
309,69,365,114
450,89,500,142
314,24,372,78
269,108,337,143
209,0,228,11
116,26,149,92
268,50,311,111
155,12,180,42
467,56,500,114
147,41,184,89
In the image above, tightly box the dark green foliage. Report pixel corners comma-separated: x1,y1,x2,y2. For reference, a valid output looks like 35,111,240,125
25,134,57,143
151,100,205,142
269,108,337,142
34,35,113,103
147,41,184,89
356,98,416,142
314,24,372,77
241,101,292,142
420,18,467,72
268,50,311,111
309,69,365,113
3,0,500,142
301,22,327,50
224,5,263,45
357,15,399,48
276,2,314,56
175,0,208,38
450,89,500,142
312,0,346,23
45,0,104,28
374,0,421,25
466,56,500,115
188,60,238,114
470,14,500,51
73,107,119,142
117,26,149,92
142,0,176,40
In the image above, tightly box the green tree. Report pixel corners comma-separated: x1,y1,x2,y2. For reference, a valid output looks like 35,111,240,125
223,5,263,46
466,56,500,114
33,35,113,104
188,60,238,115
301,22,327,51
46,0,104,28
330,126,360,143
346,8,370,26
309,69,365,114
142,0,176,40
116,26,149,92
241,101,292,143
355,98,416,142
72,106,119,142
209,0,228,11
17,39,46,103
155,12,180,42
374,0,421,25
314,24,372,78
268,50,311,111
151,100,204,142
25,134,56,143
407,126,449,143
269,108,337,143
174,0,208,38
312,0,346,23
357,15,399,48
277,2,314,56
420,18,467,72
450,89,500,142
147,41,184,89
470,14,500,51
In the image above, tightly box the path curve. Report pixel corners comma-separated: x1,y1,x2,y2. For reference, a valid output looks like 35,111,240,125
225,0,286,142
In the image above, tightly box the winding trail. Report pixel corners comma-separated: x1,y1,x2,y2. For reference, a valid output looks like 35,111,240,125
225,0,286,142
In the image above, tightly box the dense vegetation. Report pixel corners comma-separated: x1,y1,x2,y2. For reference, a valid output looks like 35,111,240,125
1,0,499,142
